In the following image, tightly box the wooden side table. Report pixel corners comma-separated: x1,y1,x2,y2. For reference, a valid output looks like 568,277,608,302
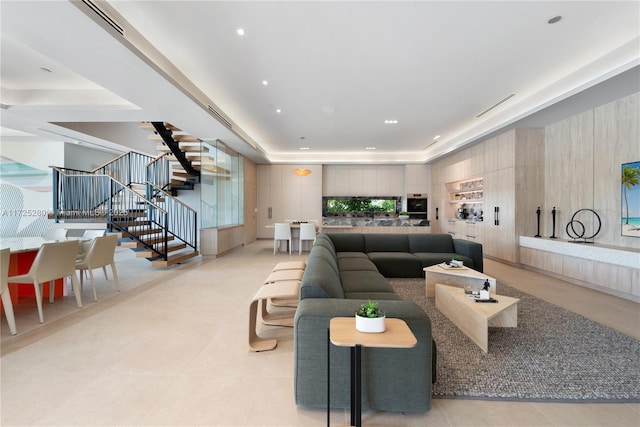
329,317,417,427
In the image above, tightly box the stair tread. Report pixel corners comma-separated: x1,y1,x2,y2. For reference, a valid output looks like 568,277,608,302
151,251,199,267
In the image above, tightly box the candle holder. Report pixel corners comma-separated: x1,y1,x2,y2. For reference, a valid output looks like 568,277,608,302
550,207,557,239
535,207,541,237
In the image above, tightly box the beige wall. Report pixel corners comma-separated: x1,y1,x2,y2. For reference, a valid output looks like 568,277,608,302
545,92,640,249
257,164,323,239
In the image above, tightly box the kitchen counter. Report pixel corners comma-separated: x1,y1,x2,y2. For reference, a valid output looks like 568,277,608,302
323,217,430,227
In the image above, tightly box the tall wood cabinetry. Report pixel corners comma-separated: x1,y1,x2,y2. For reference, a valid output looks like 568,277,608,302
432,128,544,263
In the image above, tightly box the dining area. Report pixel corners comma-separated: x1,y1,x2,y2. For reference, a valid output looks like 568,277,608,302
265,220,320,255
1,226,120,336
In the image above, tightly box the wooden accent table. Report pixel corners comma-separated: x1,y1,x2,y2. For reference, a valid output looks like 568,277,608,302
424,264,497,297
329,317,417,427
248,281,299,352
435,283,519,353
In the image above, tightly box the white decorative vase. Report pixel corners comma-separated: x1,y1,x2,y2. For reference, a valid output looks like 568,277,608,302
399,215,409,220
355,315,386,333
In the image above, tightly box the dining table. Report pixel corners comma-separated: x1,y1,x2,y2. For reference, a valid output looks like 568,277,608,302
0,236,87,305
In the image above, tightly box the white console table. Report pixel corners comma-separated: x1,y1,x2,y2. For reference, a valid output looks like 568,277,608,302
519,236,640,302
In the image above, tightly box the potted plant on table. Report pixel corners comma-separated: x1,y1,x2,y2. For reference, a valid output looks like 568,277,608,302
398,212,410,220
450,256,464,268
355,300,386,333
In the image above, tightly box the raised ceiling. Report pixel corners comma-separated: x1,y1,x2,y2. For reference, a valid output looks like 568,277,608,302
1,1,639,164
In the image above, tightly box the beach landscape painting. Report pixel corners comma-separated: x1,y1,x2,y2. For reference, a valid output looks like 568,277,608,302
621,161,640,237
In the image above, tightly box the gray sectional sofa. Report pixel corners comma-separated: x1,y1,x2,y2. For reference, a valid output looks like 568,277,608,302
293,232,483,413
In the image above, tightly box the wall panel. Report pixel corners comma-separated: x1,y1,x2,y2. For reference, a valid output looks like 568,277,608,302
594,93,640,248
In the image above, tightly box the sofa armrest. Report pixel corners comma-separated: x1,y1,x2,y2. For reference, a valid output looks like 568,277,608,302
453,238,483,272
294,298,432,412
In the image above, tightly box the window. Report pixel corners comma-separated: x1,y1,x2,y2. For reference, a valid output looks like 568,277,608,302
323,197,398,216
200,140,244,228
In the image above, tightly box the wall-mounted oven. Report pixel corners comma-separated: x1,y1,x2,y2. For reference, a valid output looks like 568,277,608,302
406,193,427,219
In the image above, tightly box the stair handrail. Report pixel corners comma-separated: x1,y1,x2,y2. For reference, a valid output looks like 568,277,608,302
90,151,155,186
146,153,172,191
51,166,171,258
146,181,197,252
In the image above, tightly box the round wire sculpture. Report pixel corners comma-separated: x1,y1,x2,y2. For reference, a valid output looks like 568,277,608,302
566,209,601,243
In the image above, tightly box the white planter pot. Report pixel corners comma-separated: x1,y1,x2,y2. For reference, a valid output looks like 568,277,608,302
399,215,409,220
355,315,386,333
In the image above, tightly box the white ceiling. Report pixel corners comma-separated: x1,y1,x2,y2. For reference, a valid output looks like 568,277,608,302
1,1,639,164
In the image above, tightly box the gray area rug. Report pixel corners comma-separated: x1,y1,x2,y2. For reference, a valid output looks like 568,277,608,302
388,278,640,402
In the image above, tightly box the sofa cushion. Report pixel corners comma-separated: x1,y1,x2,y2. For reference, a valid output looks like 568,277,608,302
313,234,335,253
299,245,344,299
364,233,410,253
326,233,366,252
366,252,423,278
408,233,455,253
336,252,370,259
340,270,396,295
344,291,403,300
338,257,379,272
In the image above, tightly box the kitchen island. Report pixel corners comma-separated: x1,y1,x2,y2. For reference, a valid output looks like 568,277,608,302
322,217,431,234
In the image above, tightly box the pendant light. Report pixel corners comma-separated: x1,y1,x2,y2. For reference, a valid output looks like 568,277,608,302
293,144,311,176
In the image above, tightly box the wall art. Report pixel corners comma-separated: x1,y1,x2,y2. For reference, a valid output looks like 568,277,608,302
621,161,640,238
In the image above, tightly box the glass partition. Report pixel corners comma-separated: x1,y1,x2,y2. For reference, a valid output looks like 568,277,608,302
200,140,244,228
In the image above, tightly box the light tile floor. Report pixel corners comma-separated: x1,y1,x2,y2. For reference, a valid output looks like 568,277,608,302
1,240,639,426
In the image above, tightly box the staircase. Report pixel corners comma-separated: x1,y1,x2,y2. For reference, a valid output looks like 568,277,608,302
141,121,214,195
51,151,199,267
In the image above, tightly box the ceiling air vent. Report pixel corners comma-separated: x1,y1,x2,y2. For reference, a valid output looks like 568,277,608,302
81,0,124,35
475,93,516,118
207,105,233,129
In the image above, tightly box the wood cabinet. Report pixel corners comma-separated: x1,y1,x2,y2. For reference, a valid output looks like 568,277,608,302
432,128,544,263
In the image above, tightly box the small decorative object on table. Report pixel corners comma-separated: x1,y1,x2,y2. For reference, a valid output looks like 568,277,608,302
355,300,385,333
465,279,497,302
399,212,409,220
450,256,464,268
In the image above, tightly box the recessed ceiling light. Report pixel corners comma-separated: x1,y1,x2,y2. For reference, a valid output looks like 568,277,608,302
299,147,310,150
433,135,441,140
322,106,337,114
384,120,398,124
276,109,282,113
366,147,376,150
237,28,245,36
262,80,268,86
548,15,562,24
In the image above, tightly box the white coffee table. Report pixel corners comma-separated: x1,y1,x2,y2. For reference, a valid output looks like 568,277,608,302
424,264,497,297
435,283,519,353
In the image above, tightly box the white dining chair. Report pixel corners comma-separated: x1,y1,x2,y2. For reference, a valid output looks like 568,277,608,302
7,240,82,324
82,229,106,239
43,228,68,240
1,248,17,335
78,229,107,271
298,222,317,255
75,234,120,302
273,223,292,255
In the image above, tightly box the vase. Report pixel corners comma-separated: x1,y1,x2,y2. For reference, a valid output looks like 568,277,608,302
355,315,386,333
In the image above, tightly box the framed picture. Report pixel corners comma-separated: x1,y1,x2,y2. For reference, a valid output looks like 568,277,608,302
621,161,640,237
